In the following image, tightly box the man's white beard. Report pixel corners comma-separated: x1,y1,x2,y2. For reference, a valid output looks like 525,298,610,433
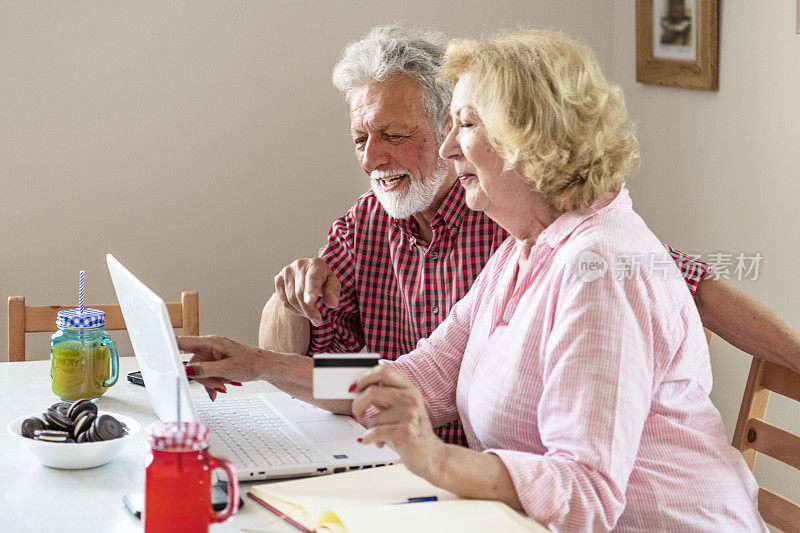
370,159,449,220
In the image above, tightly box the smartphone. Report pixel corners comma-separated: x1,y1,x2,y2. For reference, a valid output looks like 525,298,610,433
123,485,243,519
126,371,145,387
127,362,192,387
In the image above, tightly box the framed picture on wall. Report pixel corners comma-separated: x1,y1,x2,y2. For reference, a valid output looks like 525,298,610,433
636,0,719,90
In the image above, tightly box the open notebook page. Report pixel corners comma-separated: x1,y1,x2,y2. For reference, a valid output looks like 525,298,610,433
249,464,545,532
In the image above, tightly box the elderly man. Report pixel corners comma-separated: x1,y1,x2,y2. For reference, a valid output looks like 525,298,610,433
181,26,800,444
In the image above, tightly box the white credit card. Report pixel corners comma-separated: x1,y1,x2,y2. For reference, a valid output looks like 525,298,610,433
312,353,381,399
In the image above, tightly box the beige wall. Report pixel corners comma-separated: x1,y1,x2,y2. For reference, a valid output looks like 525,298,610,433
0,0,612,361
610,0,800,507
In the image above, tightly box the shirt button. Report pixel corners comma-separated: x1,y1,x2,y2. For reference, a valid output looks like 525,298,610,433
432,305,440,314
451,227,459,236
430,251,439,260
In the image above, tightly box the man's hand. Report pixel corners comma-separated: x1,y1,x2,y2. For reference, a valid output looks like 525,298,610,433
178,335,269,401
274,257,341,327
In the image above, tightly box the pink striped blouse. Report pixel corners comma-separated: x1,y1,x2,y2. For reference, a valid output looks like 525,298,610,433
388,188,766,531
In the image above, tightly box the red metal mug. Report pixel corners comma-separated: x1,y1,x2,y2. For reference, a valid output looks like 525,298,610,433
144,422,239,532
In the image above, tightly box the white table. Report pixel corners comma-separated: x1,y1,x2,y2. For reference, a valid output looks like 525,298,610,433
0,357,301,533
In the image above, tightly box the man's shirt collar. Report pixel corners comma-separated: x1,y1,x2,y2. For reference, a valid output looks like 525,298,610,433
393,182,468,239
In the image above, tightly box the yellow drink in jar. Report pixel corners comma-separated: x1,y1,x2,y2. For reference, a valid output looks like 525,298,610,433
51,343,112,401
51,308,119,402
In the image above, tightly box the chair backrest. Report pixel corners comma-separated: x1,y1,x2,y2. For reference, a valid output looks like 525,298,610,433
7,292,199,362
732,357,800,532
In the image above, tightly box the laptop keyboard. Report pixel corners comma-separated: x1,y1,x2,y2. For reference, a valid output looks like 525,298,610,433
197,396,327,469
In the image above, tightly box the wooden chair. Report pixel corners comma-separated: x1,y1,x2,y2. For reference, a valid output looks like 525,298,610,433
732,356,800,532
7,292,199,362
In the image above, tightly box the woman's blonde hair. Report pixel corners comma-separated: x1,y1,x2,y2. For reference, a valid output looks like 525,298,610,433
440,30,639,211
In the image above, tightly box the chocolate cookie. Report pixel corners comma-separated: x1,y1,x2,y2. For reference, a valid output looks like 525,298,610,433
42,409,74,432
52,402,72,416
71,411,96,439
91,414,124,441
21,417,47,438
23,402,128,444
85,423,100,442
33,429,71,443
67,399,97,420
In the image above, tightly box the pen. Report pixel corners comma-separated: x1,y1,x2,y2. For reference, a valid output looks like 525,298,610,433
393,496,439,504
247,492,313,533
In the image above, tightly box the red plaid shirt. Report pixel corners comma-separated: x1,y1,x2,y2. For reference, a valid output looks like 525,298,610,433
662,243,710,294
309,183,710,446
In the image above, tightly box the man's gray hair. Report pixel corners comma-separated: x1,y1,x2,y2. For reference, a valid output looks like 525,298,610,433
332,25,453,135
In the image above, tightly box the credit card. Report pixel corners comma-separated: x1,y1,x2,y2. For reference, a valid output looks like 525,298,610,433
312,353,381,399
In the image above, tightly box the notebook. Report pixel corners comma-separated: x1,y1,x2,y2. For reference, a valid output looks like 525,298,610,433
248,464,545,532
106,253,399,481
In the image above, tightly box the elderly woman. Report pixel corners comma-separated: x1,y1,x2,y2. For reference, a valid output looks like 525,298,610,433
344,31,765,531
180,31,766,531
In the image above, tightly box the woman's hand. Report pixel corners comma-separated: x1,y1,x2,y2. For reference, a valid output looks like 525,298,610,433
177,335,268,400
351,365,445,478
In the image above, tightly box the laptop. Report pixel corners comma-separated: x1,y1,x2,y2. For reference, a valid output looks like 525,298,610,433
106,254,399,481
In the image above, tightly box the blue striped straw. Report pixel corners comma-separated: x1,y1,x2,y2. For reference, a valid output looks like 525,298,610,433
78,271,85,312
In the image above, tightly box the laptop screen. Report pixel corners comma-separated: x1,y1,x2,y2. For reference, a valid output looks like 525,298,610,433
107,254,197,423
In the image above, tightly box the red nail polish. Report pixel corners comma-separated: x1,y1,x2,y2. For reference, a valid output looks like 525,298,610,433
214,387,226,393
356,437,363,443
348,383,356,392
184,366,195,377
230,382,243,386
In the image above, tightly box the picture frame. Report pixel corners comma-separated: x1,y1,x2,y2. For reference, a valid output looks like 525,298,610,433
636,0,719,90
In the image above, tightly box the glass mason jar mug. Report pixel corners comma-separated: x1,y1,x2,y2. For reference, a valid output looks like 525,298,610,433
50,308,119,402
144,422,239,533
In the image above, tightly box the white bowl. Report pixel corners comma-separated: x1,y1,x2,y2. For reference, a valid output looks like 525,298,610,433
7,410,140,469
